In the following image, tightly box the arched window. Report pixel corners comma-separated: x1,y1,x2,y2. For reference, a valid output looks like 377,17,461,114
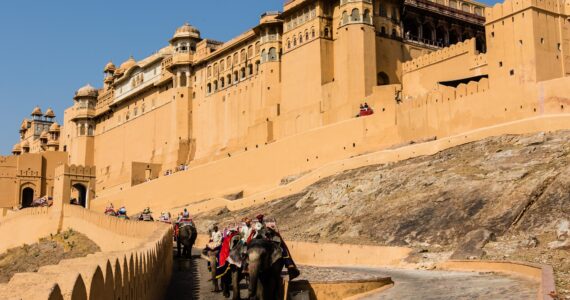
342,11,349,24
240,67,246,79
227,74,232,85
180,72,187,87
363,9,371,24
213,80,218,91
311,27,316,38
80,124,86,136
240,49,246,62
324,27,330,38
227,56,232,68
299,33,303,44
379,4,387,17
377,72,390,86
87,125,94,136
207,66,212,78
255,42,261,54
351,9,360,22
207,83,212,94
293,37,297,46
233,71,239,82
220,77,225,88
248,64,253,76
248,45,253,58
305,30,309,41
381,27,386,35
422,22,435,42
261,49,267,62
255,60,260,74
268,48,278,61
287,39,291,49
436,26,448,46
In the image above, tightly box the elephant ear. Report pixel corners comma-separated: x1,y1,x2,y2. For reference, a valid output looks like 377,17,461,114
270,242,283,265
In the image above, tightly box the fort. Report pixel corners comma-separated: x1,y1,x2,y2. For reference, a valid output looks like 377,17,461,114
1,0,569,298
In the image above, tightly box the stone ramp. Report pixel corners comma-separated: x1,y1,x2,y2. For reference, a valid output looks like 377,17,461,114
346,267,540,300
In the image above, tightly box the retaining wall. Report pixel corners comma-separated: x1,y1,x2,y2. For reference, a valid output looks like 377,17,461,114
0,205,173,300
438,260,557,300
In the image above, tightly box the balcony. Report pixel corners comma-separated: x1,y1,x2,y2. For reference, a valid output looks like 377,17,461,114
172,52,194,66
404,0,485,25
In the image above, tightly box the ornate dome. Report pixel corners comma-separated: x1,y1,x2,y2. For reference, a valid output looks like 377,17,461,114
21,140,30,148
75,84,98,98
44,108,55,118
31,106,43,116
119,56,136,71
12,143,21,153
104,61,116,72
171,23,200,41
49,122,60,132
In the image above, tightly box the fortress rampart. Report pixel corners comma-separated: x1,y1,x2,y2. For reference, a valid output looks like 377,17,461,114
0,205,173,300
486,0,567,23
402,39,479,73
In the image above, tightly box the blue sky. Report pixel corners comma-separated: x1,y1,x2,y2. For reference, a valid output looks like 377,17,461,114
0,0,500,154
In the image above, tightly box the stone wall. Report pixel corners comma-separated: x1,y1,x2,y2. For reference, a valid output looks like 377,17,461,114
0,205,173,300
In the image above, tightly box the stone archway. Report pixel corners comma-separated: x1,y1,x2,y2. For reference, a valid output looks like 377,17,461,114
71,183,87,208
21,187,34,208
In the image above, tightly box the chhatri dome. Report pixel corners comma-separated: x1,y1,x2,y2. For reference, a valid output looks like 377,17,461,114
119,56,136,72
12,143,21,154
31,106,43,116
75,84,98,98
44,108,55,118
172,22,200,40
49,122,60,132
104,61,116,73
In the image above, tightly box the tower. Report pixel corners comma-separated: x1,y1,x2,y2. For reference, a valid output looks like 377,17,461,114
69,84,98,166
334,0,377,111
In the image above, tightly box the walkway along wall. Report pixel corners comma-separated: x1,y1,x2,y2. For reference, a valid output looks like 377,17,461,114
91,76,570,216
0,205,173,300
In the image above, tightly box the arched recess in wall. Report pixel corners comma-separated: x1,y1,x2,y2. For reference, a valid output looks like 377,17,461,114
351,8,360,22
436,26,448,45
227,74,232,85
377,72,390,86
268,48,278,61
422,22,435,42
476,34,486,53
71,183,87,208
87,125,94,136
342,11,349,25
21,186,34,208
180,72,187,87
449,28,460,45
403,18,419,39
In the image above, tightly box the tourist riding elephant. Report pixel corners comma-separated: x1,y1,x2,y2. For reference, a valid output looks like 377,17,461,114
177,223,197,258
247,236,284,300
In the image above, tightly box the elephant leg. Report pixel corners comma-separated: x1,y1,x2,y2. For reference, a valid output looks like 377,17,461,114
248,264,258,300
232,267,241,300
210,253,221,292
176,240,182,257
222,271,231,298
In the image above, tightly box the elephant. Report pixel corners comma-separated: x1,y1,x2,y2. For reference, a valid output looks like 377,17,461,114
177,223,197,258
247,236,284,300
220,234,247,299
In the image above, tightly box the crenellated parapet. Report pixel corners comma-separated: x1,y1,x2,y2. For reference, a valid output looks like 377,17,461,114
485,0,568,24
0,204,173,300
402,39,478,73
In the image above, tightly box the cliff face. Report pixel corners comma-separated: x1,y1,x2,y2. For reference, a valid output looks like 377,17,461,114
201,130,570,295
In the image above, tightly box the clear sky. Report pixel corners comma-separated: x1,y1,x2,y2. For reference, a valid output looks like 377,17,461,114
0,0,499,155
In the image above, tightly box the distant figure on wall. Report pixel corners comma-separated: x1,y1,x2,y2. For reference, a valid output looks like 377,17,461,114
139,207,154,222
104,203,117,216
117,206,129,220
356,102,374,117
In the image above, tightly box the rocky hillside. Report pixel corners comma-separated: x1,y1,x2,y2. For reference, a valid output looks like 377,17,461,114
199,130,570,296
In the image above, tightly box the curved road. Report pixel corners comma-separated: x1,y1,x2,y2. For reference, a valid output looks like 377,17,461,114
166,251,539,300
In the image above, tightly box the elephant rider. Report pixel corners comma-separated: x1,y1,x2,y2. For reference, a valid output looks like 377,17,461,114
177,208,193,224
104,203,116,216
240,217,254,243
203,225,224,292
250,214,301,280
159,212,172,224
139,207,154,222
117,207,129,220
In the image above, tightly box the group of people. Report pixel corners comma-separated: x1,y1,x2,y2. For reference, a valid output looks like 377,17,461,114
203,214,300,293
357,102,374,117
163,164,189,177
104,204,130,220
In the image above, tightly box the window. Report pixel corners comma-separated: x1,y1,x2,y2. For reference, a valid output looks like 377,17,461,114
213,80,218,91
220,77,225,88
377,72,389,85
381,27,386,35
462,3,470,13
248,64,253,76
180,72,187,87
261,49,267,62
255,42,261,54
293,37,297,46
134,107,138,117
342,11,349,24
299,33,303,43
287,39,291,49
364,9,371,23
240,49,246,62
311,27,316,38
268,48,278,61
324,27,330,38
379,5,387,17
207,66,212,78
248,46,253,58
255,60,260,74
240,67,246,79
207,83,212,94
305,30,309,41
227,74,232,85
87,125,94,136
351,9,360,22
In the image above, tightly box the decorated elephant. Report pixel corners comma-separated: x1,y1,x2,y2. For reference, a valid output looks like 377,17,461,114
220,232,246,299
177,223,197,258
246,234,284,300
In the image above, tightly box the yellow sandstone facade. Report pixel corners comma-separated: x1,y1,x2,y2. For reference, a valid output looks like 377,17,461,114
1,0,569,212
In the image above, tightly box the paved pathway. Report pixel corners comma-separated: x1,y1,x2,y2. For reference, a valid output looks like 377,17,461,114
166,250,539,300
347,267,539,300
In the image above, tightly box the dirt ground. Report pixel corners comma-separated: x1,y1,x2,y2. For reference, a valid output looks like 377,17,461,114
0,229,100,284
